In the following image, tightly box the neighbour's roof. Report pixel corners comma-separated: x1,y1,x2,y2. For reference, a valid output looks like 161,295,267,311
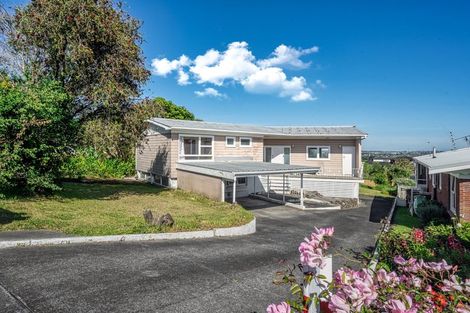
414,147,470,174
148,117,367,137
176,161,319,180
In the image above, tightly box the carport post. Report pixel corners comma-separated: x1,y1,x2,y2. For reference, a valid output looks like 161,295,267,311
300,173,304,207
282,174,286,202
232,178,236,204
267,175,270,199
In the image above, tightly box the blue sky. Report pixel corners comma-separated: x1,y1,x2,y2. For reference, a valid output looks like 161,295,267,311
6,1,470,150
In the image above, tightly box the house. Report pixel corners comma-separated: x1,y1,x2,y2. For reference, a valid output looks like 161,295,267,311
136,118,367,206
414,147,470,222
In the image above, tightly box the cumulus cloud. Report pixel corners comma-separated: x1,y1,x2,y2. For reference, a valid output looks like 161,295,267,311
150,42,320,102
194,87,226,98
257,45,319,69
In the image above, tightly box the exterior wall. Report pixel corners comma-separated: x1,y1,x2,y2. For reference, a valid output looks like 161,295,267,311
263,138,359,174
176,170,223,201
214,136,263,161
135,131,171,177
457,179,470,222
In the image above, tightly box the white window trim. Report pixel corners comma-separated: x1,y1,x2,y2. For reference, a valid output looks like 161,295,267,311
225,136,236,147
264,146,291,164
432,174,436,188
178,134,214,161
438,173,442,190
450,176,457,214
306,145,331,160
240,137,252,147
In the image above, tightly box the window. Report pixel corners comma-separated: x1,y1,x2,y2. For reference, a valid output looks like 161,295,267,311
284,147,291,165
306,146,330,160
450,176,457,213
236,177,247,185
179,135,213,160
240,137,252,147
225,136,236,147
438,173,442,190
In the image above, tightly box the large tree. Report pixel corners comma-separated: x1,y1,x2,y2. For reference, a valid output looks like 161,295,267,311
11,0,149,119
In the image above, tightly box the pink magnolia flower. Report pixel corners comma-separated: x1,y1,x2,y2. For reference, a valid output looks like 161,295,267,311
423,260,452,272
299,227,334,269
266,301,291,313
328,294,350,313
441,275,463,292
386,295,417,313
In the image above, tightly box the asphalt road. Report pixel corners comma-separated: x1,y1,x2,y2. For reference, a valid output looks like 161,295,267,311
0,196,393,313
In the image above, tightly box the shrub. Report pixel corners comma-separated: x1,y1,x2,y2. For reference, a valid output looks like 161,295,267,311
456,222,470,247
0,75,77,193
414,200,449,226
60,148,134,179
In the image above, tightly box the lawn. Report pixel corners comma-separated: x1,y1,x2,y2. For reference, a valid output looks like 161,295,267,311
0,183,254,236
391,206,421,232
359,184,395,198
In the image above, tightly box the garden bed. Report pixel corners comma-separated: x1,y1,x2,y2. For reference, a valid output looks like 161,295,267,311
0,182,254,236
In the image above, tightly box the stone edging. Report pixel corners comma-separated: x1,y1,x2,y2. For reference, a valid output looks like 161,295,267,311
0,218,256,249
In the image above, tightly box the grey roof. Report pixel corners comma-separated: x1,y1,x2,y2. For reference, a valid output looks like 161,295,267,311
177,161,319,179
414,147,470,174
148,118,367,137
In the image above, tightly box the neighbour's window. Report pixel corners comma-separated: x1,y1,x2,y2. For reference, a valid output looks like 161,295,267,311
226,136,236,147
438,173,442,190
179,136,213,160
236,177,247,185
240,137,252,147
306,146,330,160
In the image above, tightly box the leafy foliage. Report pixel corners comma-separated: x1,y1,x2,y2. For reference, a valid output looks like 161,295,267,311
81,97,194,161
363,159,414,187
11,0,149,119
0,75,77,193
414,199,450,226
456,222,470,247
60,148,134,179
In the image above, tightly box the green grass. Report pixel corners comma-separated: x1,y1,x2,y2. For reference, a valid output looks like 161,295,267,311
0,183,254,236
391,206,421,233
359,184,395,198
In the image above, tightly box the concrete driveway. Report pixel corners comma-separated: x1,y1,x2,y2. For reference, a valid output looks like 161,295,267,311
0,196,393,313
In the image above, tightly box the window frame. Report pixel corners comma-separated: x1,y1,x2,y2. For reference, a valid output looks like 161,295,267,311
306,145,331,160
438,173,442,190
225,136,236,148
179,134,214,161
240,137,252,147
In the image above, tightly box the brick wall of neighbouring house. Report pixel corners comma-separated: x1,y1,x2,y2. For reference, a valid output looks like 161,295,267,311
435,173,450,211
458,179,470,222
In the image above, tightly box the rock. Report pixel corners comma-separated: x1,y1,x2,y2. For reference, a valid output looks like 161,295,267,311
143,210,174,227
156,213,174,227
143,209,155,225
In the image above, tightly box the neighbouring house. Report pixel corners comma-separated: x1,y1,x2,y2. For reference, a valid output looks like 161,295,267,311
136,118,367,206
414,147,470,222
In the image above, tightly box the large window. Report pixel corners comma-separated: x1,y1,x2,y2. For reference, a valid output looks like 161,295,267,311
306,146,330,160
179,135,213,160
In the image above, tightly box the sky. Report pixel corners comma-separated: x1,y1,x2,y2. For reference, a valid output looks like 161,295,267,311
5,0,470,151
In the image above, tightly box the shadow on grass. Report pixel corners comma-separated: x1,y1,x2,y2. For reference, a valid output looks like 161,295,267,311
55,182,166,201
368,196,395,223
0,207,29,225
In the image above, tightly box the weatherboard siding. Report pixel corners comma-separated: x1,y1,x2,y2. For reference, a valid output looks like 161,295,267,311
263,138,359,173
136,132,172,176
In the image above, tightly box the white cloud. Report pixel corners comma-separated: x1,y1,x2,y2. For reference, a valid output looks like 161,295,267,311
194,87,226,98
315,79,327,89
257,45,319,69
150,42,320,102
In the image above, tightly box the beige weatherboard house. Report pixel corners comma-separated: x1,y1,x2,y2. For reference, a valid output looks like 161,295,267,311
136,118,367,207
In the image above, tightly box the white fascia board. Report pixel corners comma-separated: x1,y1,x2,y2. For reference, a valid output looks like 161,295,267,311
234,168,319,177
147,120,171,130
428,164,470,175
176,163,234,180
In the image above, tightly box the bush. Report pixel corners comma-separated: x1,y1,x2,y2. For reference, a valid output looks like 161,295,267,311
414,200,449,226
456,222,470,247
60,148,134,179
0,75,77,193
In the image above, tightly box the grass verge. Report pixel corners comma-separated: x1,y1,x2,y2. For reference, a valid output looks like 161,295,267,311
359,184,395,198
0,183,254,236
391,206,421,233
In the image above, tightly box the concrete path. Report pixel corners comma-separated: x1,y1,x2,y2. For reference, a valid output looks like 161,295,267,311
0,196,393,313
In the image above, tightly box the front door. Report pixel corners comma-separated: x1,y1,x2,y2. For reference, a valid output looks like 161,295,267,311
265,146,291,164
342,146,356,176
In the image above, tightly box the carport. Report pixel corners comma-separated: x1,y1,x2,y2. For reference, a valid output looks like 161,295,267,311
176,162,319,207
